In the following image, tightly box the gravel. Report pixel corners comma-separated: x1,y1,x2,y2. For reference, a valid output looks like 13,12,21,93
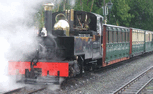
57,53,153,94
20,52,153,94
142,79,153,94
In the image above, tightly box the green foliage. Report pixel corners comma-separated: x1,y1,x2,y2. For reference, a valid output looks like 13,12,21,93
73,0,83,11
35,0,153,31
109,0,134,26
128,0,153,30
34,6,44,29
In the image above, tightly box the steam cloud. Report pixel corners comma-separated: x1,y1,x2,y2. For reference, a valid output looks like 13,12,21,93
0,0,76,92
0,0,50,92
70,0,76,7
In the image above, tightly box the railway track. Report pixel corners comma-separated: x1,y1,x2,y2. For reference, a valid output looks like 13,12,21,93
3,87,24,94
136,78,153,94
113,66,153,94
3,86,47,94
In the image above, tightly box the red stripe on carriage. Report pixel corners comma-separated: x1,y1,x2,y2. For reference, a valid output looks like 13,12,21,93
102,25,107,67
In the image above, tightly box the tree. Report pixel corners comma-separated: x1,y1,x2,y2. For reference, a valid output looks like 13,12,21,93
128,0,153,30
35,0,153,31
109,0,134,26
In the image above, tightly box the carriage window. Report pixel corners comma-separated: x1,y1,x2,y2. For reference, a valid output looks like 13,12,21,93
148,33,150,41
109,31,113,43
121,32,123,42
152,34,153,41
114,31,117,42
138,32,144,42
118,32,121,42
149,33,150,41
126,32,129,42
125,32,126,42
122,32,125,42
150,33,152,41
133,31,137,42
112,31,114,43
146,33,149,42
106,31,109,43
149,33,152,41
137,32,139,40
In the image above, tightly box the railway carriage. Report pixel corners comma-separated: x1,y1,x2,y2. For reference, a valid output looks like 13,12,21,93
8,3,153,84
102,25,130,66
145,30,153,52
132,28,146,56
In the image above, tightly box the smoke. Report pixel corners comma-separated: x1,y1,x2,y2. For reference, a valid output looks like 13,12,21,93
0,36,26,92
51,0,76,10
0,0,77,92
70,0,76,7
0,0,47,92
0,37,10,76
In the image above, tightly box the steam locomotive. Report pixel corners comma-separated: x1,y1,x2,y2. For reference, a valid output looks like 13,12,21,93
8,3,153,84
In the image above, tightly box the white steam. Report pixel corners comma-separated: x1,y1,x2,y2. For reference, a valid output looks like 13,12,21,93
0,37,24,92
70,0,76,7
0,37,10,75
52,0,76,9
0,0,45,92
0,0,76,92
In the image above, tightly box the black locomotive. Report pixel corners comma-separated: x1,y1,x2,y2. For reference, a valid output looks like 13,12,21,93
9,3,104,84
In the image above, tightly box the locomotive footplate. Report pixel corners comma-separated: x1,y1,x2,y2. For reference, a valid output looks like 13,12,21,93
16,68,60,85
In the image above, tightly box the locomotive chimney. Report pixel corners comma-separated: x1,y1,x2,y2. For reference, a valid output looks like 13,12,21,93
43,3,54,34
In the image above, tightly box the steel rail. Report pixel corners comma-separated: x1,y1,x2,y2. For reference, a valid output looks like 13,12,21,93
3,87,25,94
28,87,46,94
3,86,46,94
113,66,153,94
136,78,153,94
